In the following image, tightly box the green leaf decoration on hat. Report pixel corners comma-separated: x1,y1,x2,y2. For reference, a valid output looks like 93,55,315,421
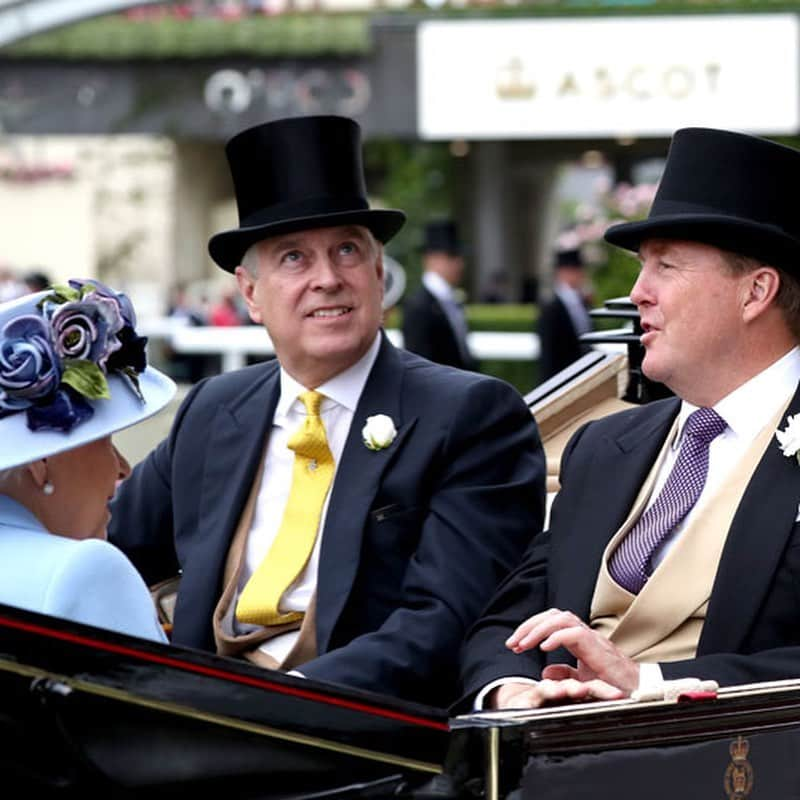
61,359,111,400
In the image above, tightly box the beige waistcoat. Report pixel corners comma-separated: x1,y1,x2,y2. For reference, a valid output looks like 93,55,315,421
212,448,318,671
591,403,788,663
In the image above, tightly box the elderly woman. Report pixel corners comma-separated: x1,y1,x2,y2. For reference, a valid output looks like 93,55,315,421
0,279,175,642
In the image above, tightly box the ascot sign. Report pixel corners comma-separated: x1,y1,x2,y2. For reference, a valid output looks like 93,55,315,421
417,15,800,139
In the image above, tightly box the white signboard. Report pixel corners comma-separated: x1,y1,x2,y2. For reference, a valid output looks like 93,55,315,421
417,15,800,139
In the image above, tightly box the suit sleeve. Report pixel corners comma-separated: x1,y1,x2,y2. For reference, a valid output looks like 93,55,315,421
108,379,210,585
299,378,546,705
453,420,594,711
402,296,440,363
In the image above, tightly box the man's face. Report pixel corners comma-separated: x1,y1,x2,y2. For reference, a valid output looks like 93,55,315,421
235,225,384,387
630,239,751,404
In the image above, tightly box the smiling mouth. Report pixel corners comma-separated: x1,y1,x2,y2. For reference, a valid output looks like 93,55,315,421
308,307,352,318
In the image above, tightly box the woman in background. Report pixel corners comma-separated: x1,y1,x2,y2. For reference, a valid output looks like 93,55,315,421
0,279,175,642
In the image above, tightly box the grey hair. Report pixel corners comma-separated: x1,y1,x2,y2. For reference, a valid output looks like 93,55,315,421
241,242,262,278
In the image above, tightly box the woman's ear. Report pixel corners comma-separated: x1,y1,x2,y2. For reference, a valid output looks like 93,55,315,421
25,459,49,491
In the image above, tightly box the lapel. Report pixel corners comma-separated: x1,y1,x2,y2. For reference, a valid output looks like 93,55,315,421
601,406,782,658
194,365,280,583
553,398,681,620
700,381,800,654
315,335,418,651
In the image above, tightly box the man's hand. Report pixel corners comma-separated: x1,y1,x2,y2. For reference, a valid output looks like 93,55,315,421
505,608,640,695
488,678,625,710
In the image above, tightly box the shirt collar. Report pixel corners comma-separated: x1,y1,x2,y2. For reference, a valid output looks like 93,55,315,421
422,270,456,303
276,332,382,419
675,346,800,448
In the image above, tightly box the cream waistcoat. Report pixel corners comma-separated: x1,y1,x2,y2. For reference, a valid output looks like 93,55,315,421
591,402,789,663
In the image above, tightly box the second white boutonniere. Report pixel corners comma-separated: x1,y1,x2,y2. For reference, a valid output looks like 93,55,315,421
776,414,800,464
362,414,397,451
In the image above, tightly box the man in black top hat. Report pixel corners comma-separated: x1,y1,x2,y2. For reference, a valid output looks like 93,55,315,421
402,219,478,371
109,115,544,707
458,127,800,711
536,247,593,383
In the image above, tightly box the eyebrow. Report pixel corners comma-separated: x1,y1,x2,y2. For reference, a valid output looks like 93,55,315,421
266,227,369,255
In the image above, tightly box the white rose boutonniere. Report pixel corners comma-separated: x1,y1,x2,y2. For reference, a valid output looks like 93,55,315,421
776,414,800,464
362,414,397,451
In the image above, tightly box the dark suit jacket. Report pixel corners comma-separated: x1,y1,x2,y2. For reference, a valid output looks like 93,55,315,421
402,286,478,371
459,385,800,708
110,335,545,707
537,295,589,383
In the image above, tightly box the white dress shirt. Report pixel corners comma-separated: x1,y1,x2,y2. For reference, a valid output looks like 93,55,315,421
475,346,800,709
225,333,381,663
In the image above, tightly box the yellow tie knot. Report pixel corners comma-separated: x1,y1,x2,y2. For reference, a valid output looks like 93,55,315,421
300,390,323,417
288,391,333,462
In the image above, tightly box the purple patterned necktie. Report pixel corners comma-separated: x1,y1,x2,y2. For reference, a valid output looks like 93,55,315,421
608,407,728,594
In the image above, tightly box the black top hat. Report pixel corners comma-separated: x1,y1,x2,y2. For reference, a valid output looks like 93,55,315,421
605,127,800,273
422,219,462,256
555,248,584,268
208,116,406,272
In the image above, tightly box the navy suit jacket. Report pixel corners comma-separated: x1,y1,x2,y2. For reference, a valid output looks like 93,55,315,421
110,335,545,706
537,295,589,383
459,385,800,707
402,286,478,371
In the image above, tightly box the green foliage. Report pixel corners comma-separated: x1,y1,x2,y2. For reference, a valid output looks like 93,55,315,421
466,304,537,332
4,14,370,59
592,247,641,304
62,360,111,400
365,140,457,290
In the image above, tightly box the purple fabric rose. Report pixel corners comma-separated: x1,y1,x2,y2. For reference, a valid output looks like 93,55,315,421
49,296,123,369
0,314,62,412
69,279,137,329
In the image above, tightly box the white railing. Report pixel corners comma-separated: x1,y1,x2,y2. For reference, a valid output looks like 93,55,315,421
139,318,540,373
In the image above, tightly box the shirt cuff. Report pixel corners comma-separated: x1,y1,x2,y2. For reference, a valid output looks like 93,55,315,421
473,677,538,710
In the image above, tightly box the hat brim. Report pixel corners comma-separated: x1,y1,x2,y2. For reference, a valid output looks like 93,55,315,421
605,214,800,273
0,367,176,471
209,208,406,273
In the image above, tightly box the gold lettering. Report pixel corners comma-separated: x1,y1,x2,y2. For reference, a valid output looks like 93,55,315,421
705,63,721,93
595,68,615,99
624,66,650,100
663,66,694,99
557,72,580,97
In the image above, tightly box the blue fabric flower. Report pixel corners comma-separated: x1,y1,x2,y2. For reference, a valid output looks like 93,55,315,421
0,279,149,433
27,387,93,432
0,314,62,413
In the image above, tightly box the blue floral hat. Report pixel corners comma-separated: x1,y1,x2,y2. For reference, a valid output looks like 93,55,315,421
0,279,175,470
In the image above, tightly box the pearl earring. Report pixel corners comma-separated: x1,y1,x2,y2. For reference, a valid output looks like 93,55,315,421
43,481,54,496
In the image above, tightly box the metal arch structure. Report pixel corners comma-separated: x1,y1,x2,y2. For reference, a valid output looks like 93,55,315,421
0,0,163,48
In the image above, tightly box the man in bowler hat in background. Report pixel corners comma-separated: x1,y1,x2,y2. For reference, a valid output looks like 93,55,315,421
402,219,478,371
459,127,800,710
109,116,544,707
536,247,593,383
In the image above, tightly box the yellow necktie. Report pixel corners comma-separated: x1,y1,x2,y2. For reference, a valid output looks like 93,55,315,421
236,390,335,626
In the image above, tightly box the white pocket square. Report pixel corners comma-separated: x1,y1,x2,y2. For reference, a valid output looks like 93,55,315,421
795,502,800,522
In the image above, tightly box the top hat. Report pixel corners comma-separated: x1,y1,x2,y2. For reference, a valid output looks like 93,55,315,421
421,219,462,256
0,281,175,470
555,248,584,268
605,128,800,273
208,116,406,272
